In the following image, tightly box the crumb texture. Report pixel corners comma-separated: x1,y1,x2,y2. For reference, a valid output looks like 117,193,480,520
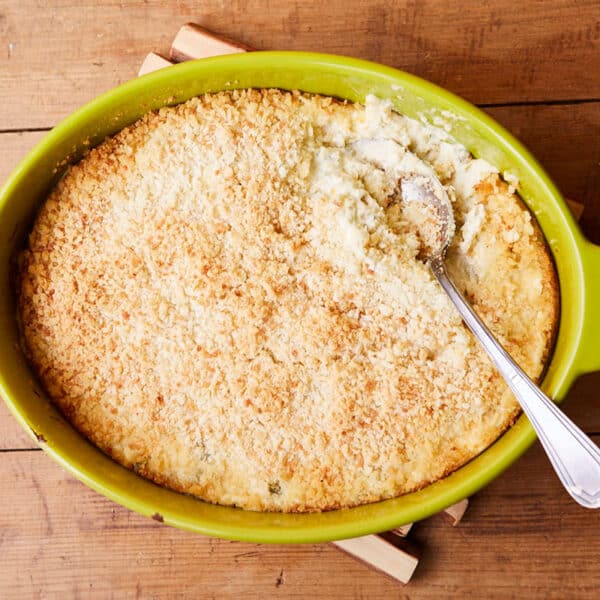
19,89,558,511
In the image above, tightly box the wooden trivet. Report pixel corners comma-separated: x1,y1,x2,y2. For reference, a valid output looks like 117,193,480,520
138,23,583,585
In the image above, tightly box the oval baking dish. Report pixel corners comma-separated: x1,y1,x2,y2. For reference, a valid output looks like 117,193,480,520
1,52,599,543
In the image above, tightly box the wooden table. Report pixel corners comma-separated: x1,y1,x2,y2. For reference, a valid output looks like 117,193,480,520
1,1,600,597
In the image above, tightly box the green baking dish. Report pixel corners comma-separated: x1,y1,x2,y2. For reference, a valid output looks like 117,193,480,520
1,52,599,543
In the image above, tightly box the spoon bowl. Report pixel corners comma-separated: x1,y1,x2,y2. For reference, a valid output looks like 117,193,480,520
400,175,455,260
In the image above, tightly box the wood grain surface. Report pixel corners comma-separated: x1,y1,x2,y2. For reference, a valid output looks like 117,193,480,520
2,0,600,129
1,1,600,598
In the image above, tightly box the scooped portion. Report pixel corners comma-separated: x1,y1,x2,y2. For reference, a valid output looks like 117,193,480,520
18,89,558,512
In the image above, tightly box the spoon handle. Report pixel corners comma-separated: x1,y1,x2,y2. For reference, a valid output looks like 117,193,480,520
431,257,600,509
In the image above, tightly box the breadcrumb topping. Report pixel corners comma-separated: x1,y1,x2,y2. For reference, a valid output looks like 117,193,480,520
19,89,558,511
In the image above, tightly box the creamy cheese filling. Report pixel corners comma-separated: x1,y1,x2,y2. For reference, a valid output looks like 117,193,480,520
308,95,499,268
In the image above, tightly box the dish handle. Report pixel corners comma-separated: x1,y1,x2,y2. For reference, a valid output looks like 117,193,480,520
576,239,600,375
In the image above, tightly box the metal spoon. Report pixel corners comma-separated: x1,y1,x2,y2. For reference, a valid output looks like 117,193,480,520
400,175,600,509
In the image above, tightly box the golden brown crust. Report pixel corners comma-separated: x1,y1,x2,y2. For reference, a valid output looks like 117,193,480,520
18,89,558,512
